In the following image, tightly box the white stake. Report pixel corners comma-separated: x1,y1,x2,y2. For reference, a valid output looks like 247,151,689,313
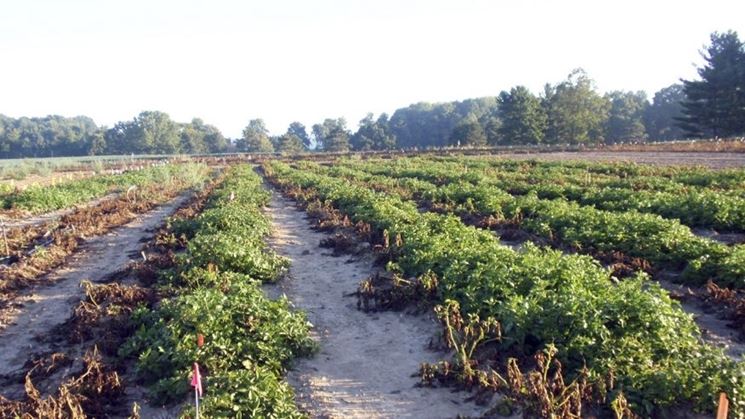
195,386,200,419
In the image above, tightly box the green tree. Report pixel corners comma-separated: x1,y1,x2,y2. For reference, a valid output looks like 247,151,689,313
544,69,610,144
0,115,102,158
136,111,181,154
276,133,305,154
239,119,274,153
604,91,648,142
388,97,498,148
351,113,396,151
87,130,106,155
287,122,311,149
644,84,687,140
202,123,228,153
312,118,350,152
449,120,487,147
483,116,501,145
497,86,547,145
679,31,745,138
180,118,208,154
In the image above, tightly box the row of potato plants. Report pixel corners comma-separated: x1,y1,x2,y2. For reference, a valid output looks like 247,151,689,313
432,156,745,231
1,163,208,215
265,160,745,417
338,158,745,289
454,156,745,190
0,164,213,302
120,165,315,417
361,156,745,232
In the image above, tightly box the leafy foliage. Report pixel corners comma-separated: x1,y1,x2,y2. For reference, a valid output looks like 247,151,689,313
122,165,314,416
268,159,745,416
2,163,209,214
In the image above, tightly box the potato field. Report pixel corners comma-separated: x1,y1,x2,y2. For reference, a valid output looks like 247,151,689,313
0,154,743,418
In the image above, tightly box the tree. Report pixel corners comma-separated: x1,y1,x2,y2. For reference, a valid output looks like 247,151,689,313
180,119,208,154
388,97,498,148
201,123,228,153
104,112,182,155
239,119,274,153
604,91,648,142
351,113,396,151
287,122,311,149
679,31,745,138
136,111,181,154
0,115,103,158
312,118,350,152
449,120,487,147
276,133,305,154
87,130,106,155
644,84,686,140
543,69,610,144
496,86,547,145
483,116,501,145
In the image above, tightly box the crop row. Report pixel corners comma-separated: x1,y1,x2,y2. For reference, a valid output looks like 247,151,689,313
354,156,745,232
265,160,744,416
452,157,745,231
449,156,745,190
0,164,212,307
121,165,315,417
0,163,208,216
334,158,745,289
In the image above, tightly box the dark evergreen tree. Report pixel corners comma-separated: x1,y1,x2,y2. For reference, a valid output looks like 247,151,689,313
679,31,745,138
497,86,547,144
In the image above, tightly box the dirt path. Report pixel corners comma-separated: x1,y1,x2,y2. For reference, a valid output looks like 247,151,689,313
265,192,498,419
0,194,190,380
657,280,745,360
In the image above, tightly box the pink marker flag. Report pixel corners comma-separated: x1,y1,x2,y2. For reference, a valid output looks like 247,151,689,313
191,362,203,397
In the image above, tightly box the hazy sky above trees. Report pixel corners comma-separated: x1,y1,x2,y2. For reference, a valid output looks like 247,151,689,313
1,0,743,137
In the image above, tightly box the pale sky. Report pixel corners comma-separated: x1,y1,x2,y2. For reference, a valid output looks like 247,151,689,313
1,0,744,138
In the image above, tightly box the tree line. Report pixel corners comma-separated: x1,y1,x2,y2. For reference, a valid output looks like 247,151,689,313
1,30,743,158
0,112,229,158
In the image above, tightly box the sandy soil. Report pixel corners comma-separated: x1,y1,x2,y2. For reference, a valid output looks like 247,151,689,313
657,280,745,360
0,194,190,384
496,151,745,169
265,192,504,419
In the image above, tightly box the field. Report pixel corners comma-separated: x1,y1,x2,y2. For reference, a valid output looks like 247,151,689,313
0,152,743,418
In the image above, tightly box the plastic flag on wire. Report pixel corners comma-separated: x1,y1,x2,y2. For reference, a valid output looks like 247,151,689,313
191,362,203,418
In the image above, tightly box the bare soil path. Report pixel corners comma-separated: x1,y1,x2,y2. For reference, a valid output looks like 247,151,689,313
0,194,191,382
265,192,499,419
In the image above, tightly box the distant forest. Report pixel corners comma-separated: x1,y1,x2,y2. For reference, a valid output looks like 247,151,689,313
1,30,744,158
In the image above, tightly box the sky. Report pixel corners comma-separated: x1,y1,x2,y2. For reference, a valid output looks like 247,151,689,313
1,0,744,138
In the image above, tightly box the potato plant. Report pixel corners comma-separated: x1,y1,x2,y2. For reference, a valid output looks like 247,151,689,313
267,160,745,416
333,159,745,288
122,165,314,417
1,163,209,214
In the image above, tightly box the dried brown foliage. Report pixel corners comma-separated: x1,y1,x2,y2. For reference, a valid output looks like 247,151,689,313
0,184,181,305
0,347,124,418
705,280,745,334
